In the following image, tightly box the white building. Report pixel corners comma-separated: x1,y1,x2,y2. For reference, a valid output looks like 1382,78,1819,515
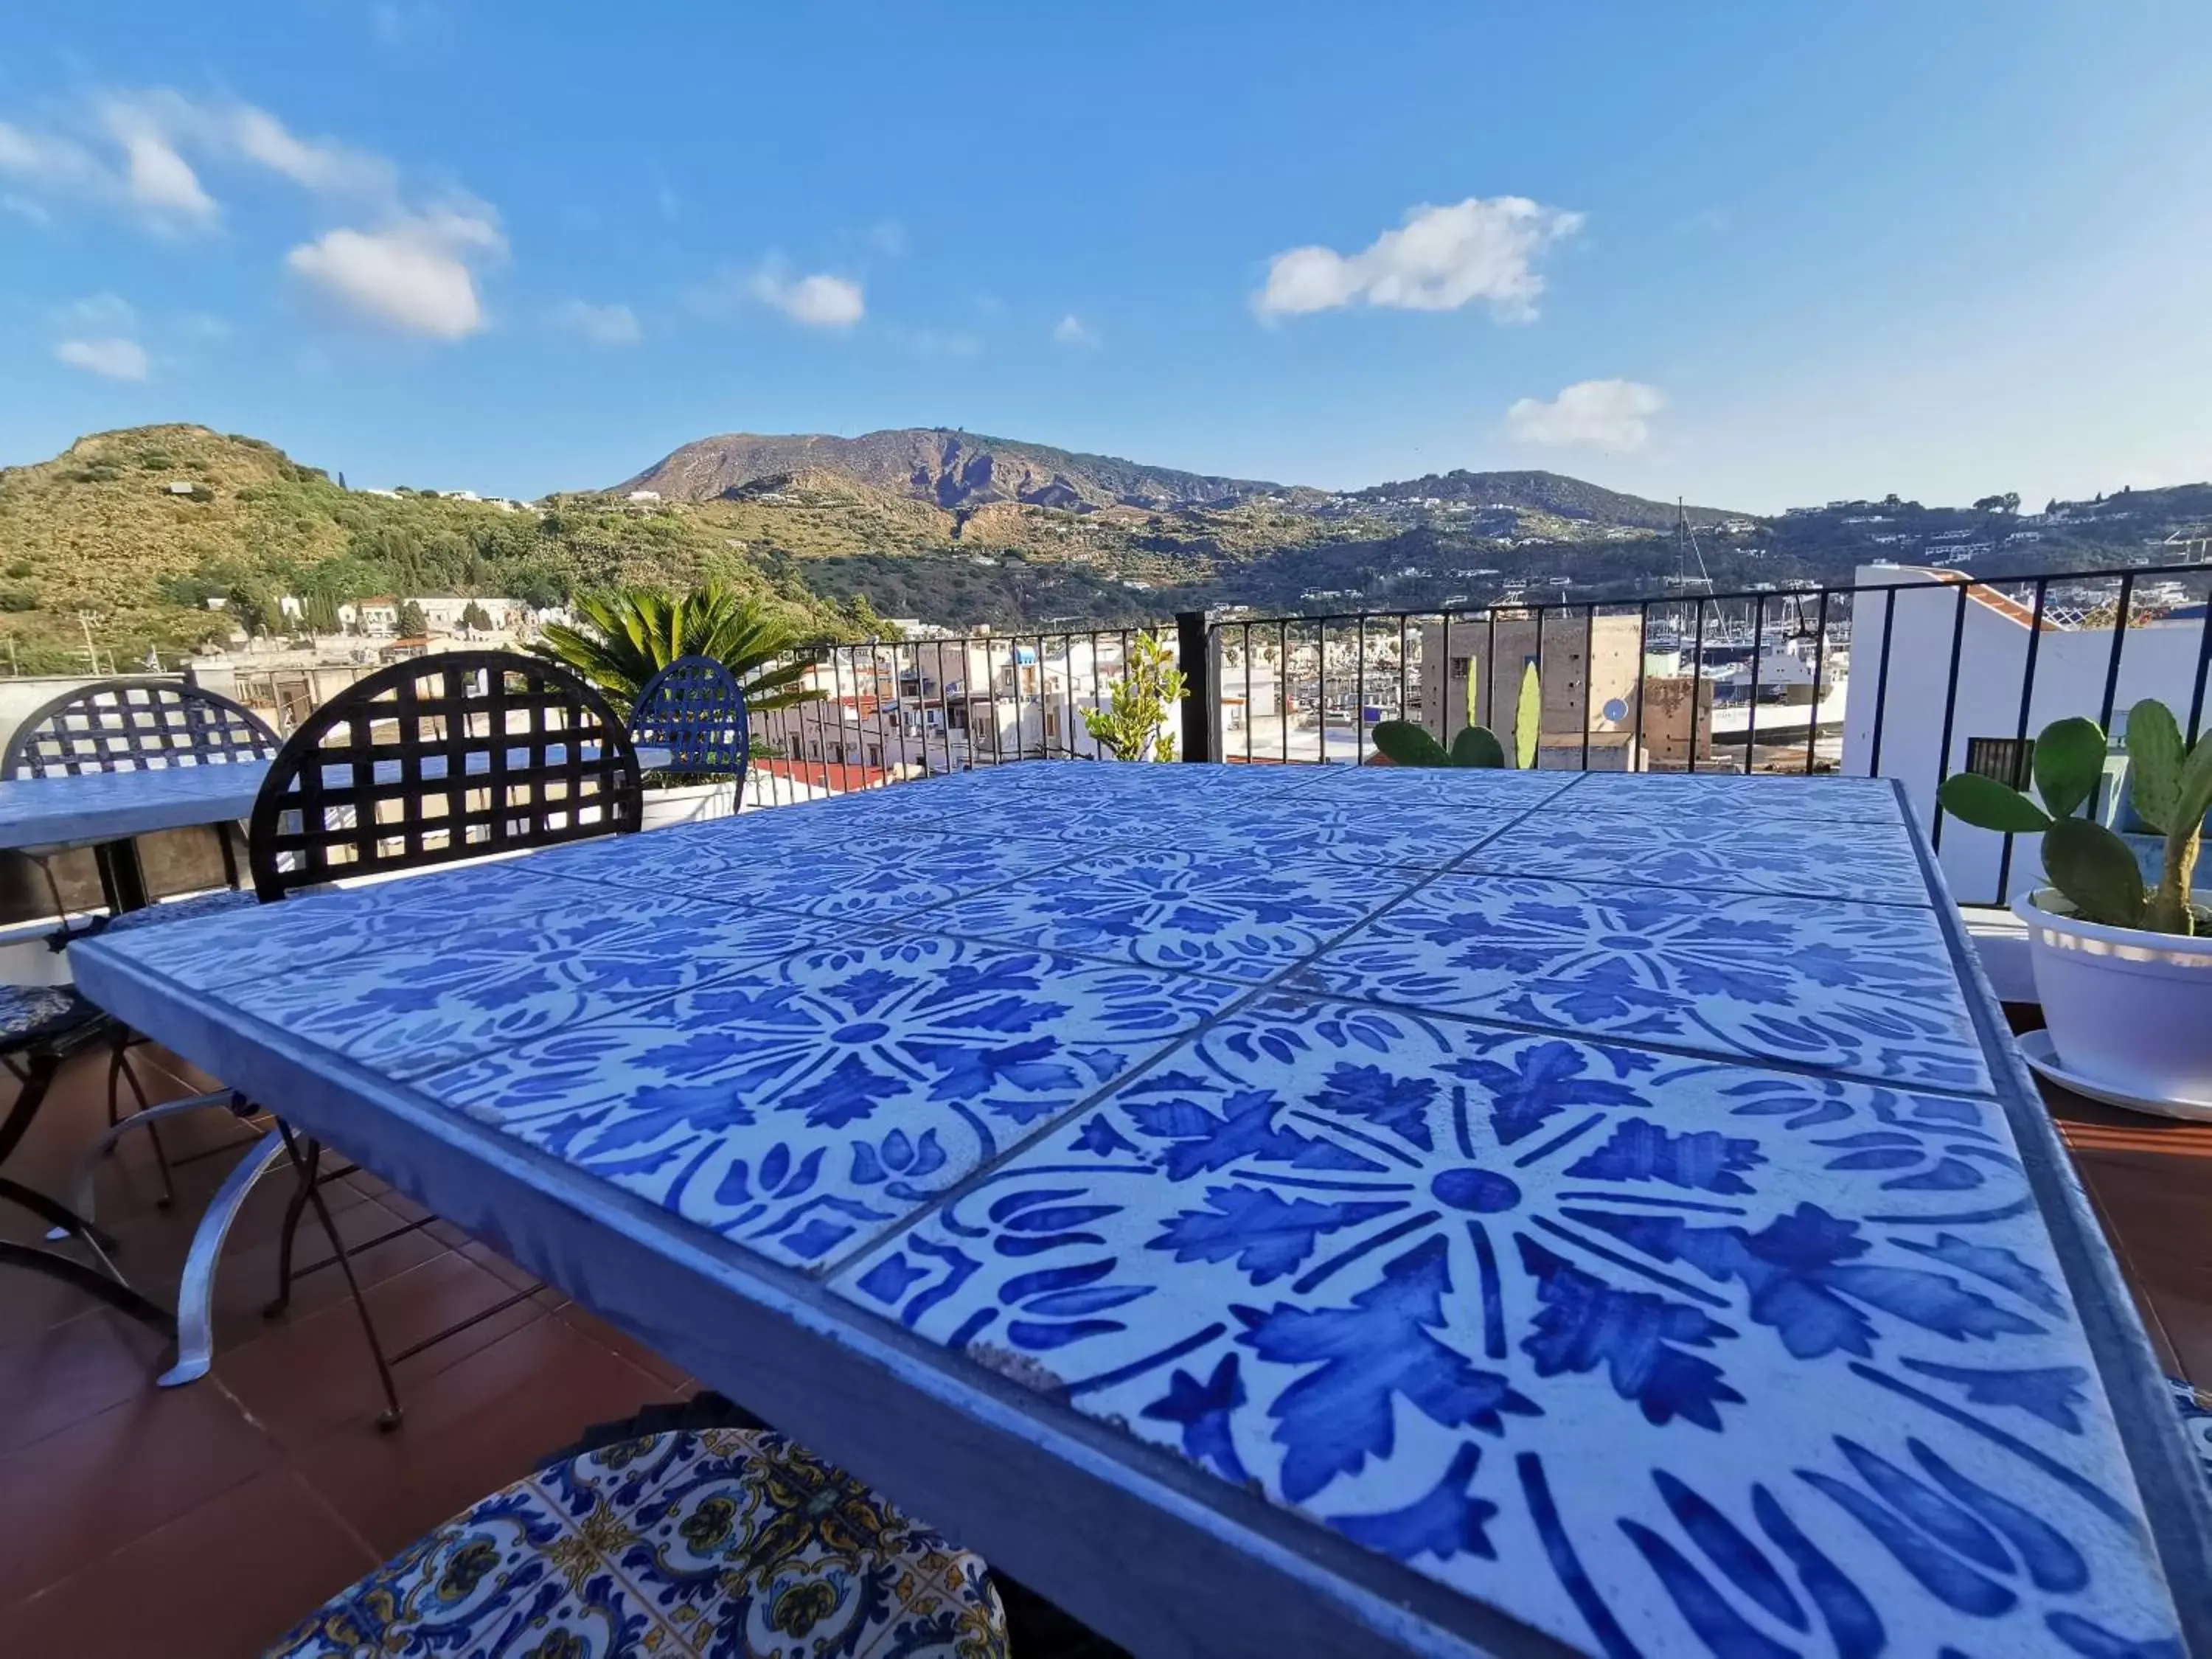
756,634,1161,774
1842,564,2209,904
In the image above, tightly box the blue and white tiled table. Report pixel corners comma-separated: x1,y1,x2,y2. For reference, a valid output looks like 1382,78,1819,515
70,763,2209,1658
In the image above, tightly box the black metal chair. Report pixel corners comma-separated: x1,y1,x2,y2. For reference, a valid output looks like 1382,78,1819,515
0,983,175,1334
1,675,278,779
628,653,752,790
72,652,644,1421
2,678,282,1197
251,649,643,897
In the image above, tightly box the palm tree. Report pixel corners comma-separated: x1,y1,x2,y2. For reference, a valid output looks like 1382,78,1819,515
533,585,821,715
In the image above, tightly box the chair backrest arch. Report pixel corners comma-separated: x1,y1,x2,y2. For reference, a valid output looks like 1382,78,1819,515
2,677,279,778
248,650,641,901
629,654,751,790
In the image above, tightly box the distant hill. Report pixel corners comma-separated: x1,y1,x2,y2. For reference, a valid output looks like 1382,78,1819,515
0,425,849,673
620,427,1301,512
1352,469,1739,531
8,422,2211,667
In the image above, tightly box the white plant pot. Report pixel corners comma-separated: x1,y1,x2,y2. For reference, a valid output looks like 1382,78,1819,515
2013,887,2212,1104
641,780,737,832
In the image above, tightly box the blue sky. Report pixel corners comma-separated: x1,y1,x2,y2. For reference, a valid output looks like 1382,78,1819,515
3,2,2208,512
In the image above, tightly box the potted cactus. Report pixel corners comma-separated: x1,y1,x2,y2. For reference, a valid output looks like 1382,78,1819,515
1371,662,1541,770
1938,698,2212,1103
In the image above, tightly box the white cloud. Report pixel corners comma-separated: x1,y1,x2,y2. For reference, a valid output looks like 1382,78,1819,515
55,337,150,380
55,293,136,331
100,106,216,223
748,268,864,328
552,299,641,345
1053,313,1098,347
1505,379,1665,451
1256,195,1584,321
222,103,394,198
0,121,102,194
287,210,505,339
0,91,403,229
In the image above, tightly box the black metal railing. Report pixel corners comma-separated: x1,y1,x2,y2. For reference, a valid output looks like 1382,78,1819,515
728,557,2212,907
1199,558,2212,905
740,625,1178,809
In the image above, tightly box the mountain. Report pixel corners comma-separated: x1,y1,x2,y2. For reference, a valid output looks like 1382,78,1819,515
1350,469,1736,531
0,425,849,674
619,427,1301,512
9,422,2211,671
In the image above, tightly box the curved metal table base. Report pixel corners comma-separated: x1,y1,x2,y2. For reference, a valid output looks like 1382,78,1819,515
156,1127,288,1388
56,1089,235,1230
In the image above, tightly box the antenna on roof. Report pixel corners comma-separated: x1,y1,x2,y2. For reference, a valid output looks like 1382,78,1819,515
1669,497,1713,591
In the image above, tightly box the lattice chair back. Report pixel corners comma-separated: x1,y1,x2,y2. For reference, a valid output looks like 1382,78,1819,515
628,654,751,787
1,677,279,778
248,651,642,901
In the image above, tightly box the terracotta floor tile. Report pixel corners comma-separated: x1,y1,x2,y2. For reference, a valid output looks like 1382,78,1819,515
0,1309,173,1456
201,1189,447,1352
223,1251,548,1449
295,1312,675,1557
551,1298,692,1391
2150,1276,2212,1389
2076,1178,2185,1377
0,1376,280,1607
1,1466,378,1658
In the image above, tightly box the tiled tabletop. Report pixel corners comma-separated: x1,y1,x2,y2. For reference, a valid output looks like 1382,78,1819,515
0,743,672,850
71,762,2199,1658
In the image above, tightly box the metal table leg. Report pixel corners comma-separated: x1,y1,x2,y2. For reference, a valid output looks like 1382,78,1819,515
157,1127,288,1388
91,839,150,914
56,1090,234,1228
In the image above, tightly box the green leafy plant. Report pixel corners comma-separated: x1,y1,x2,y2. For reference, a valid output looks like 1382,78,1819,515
1937,698,2212,934
533,583,821,717
1369,663,1542,770
1084,630,1188,761
1370,720,1505,768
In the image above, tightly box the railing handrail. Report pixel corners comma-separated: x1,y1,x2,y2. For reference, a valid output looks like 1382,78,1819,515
1210,555,2212,633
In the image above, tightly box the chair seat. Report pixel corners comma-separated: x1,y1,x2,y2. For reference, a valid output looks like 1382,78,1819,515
267,1427,1009,1658
0,983,94,1046
100,888,260,936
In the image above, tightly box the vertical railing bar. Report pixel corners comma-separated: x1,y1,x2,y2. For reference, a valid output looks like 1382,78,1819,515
1355,614,1367,768
1440,611,1453,745
1804,591,1830,776
2190,594,2212,744
2096,571,2135,732
1316,616,1328,766
1579,603,1594,772
1930,580,1971,853
1484,610,1498,738
1634,600,1649,772
1742,594,1764,773
1035,630,1050,760
1688,599,1707,775
1994,579,2051,903
1867,589,1898,779
1399,613,1411,742
1242,622,1254,763
1531,604,1547,773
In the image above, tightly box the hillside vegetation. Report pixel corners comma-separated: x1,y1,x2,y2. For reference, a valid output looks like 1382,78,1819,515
0,425,852,672
4,423,2206,668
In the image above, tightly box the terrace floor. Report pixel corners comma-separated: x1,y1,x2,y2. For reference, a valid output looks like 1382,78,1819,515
1,1015,2206,1658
